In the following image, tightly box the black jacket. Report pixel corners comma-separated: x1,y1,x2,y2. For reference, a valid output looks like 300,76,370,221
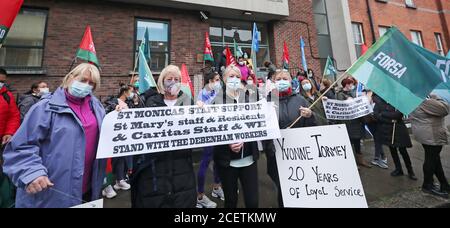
336,90,364,140
212,89,260,168
130,89,196,208
18,93,40,122
373,97,412,148
264,93,317,157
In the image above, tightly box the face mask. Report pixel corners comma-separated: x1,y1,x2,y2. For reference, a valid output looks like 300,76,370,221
0,82,4,89
127,92,135,100
226,77,241,91
239,61,245,66
350,85,356,91
69,80,93,98
164,80,181,96
247,80,254,86
212,81,222,91
302,83,312,92
134,82,140,88
39,88,50,96
276,80,291,92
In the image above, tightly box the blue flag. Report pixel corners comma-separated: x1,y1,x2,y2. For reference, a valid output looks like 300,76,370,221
252,23,259,53
300,37,308,72
138,44,156,94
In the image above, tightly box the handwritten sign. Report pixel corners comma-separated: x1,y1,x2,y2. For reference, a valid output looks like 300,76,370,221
323,96,373,120
71,199,103,208
96,102,281,159
274,125,368,208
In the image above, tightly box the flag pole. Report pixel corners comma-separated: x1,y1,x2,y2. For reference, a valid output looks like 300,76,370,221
130,51,139,84
68,58,77,72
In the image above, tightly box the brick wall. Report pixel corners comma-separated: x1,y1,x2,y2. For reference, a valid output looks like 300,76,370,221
6,0,320,98
349,0,449,53
270,0,322,77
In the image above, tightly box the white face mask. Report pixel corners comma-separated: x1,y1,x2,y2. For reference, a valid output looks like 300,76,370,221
0,82,4,89
239,61,245,66
226,77,241,91
39,88,50,96
247,80,254,86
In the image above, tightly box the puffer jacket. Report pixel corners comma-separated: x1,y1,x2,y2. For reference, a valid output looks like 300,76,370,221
411,97,449,146
0,86,20,137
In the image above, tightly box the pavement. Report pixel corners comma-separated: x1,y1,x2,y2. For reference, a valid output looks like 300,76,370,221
104,137,450,208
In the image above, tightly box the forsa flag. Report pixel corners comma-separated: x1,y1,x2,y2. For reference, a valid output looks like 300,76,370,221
348,27,446,115
0,0,24,48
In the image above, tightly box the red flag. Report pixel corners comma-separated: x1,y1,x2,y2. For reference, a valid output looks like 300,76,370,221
76,25,100,67
225,46,236,67
0,0,24,47
204,32,214,62
282,41,290,69
361,43,369,55
181,63,195,97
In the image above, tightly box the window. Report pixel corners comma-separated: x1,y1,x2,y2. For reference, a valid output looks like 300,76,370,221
435,33,444,56
410,30,423,47
0,8,48,69
405,0,416,8
208,19,269,70
313,0,333,72
378,26,389,37
352,22,365,57
135,19,170,72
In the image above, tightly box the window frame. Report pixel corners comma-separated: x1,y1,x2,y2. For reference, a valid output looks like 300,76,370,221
410,30,424,47
434,33,444,56
209,18,270,69
133,18,171,73
0,7,49,70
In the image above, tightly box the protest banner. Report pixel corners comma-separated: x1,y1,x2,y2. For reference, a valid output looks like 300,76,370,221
323,96,373,121
96,101,281,159
71,199,103,208
274,125,368,208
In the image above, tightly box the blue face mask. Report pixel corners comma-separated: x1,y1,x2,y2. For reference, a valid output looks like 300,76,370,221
302,83,312,92
212,81,222,91
276,80,291,92
226,77,241,91
69,80,93,98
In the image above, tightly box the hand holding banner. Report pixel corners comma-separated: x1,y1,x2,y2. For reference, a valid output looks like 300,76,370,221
96,102,281,159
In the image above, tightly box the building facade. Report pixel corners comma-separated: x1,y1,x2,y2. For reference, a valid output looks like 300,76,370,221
1,0,322,98
312,0,450,73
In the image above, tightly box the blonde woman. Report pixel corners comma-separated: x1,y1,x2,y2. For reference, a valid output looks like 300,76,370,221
3,63,106,208
131,65,196,208
212,65,260,208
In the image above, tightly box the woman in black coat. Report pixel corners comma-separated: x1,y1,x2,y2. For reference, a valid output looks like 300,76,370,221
212,65,260,208
265,69,316,208
336,77,371,168
373,97,417,180
130,65,196,208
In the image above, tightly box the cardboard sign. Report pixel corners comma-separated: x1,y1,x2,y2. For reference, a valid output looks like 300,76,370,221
274,125,368,208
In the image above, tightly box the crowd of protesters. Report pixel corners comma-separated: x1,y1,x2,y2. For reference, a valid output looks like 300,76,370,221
0,49,449,208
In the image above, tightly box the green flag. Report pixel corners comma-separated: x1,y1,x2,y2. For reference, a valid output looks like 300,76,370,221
323,56,337,81
233,39,243,58
138,43,156,94
142,28,151,63
348,27,446,115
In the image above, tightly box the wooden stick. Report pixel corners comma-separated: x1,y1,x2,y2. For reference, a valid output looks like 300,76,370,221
287,71,350,129
391,121,396,145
